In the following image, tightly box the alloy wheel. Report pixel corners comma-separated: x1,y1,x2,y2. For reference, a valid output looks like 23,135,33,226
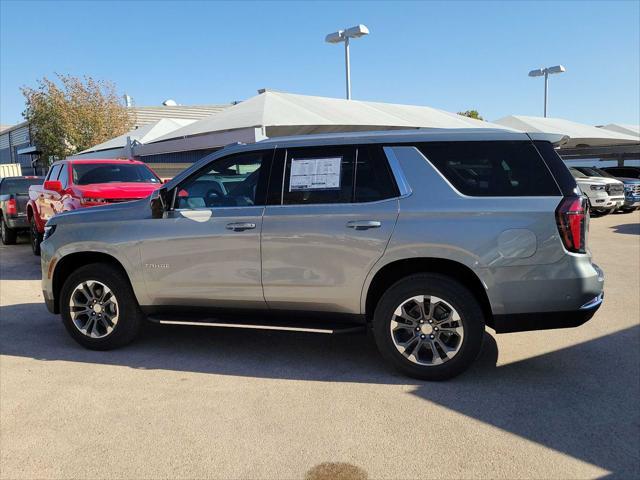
389,295,464,366
68,280,119,338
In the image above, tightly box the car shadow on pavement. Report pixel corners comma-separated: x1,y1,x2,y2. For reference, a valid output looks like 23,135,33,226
1,302,638,478
609,222,640,235
412,324,640,479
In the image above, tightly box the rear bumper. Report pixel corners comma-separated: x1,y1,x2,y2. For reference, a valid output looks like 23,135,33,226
4,215,29,229
490,292,603,333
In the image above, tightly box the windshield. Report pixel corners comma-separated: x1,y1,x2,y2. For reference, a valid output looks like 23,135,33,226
570,168,587,178
72,163,160,185
576,167,602,177
593,168,616,179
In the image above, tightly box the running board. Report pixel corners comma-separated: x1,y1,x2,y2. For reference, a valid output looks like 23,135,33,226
147,316,365,335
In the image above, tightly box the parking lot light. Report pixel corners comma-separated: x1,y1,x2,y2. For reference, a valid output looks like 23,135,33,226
528,65,566,117
325,24,370,100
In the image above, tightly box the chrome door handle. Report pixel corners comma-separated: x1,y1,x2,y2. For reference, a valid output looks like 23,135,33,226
226,222,256,231
346,220,382,230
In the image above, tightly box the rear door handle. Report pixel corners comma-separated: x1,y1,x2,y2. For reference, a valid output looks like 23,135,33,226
226,222,256,231
346,220,382,230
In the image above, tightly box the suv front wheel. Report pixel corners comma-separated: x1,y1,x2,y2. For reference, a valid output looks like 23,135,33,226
372,274,485,381
60,263,143,350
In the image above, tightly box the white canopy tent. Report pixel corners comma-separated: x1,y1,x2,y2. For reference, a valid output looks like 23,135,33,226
134,90,512,156
598,123,640,139
70,118,197,159
493,115,639,148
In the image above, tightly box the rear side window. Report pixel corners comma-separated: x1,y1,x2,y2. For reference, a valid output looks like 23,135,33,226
355,145,399,202
417,141,561,196
281,146,355,205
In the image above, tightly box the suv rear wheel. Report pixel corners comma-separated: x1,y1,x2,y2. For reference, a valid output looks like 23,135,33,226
1,217,17,245
60,263,143,350
372,274,485,381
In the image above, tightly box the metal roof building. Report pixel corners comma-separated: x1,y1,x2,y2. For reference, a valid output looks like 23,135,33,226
0,103,230,174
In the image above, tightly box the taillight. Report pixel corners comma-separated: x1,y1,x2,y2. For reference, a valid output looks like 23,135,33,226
6,198,17,215
556,196,588,253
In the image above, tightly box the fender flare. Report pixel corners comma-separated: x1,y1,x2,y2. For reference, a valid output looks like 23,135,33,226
26,200,46,233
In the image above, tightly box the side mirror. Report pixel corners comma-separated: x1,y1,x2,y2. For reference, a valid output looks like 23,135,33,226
150,187,169,219
44,180,63,192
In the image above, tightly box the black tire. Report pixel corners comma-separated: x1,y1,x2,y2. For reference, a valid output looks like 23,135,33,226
60,263,143,350
1,216,17,245
30,216,41,256
372,273,485,381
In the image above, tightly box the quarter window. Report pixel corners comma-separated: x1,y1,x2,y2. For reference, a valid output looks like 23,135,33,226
417,141,560,196
175,150,271,209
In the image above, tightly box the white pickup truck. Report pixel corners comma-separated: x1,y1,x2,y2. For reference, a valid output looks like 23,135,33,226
569,167,625,216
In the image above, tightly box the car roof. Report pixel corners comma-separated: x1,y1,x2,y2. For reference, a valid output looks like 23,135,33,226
166,128,566,189
251,128,567,148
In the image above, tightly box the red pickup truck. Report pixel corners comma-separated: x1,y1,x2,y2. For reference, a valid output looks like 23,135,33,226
27,158,162,255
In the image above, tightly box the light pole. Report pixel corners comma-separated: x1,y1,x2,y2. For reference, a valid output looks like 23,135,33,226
325,24,370,100
528,65,566,117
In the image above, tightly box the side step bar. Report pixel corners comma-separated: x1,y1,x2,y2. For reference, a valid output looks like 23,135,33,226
147,316,365,335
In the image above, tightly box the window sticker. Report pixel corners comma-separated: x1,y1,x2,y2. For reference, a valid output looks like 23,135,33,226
289,157,342,191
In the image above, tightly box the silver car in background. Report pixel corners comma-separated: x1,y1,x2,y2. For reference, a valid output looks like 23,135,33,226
39,129,604,380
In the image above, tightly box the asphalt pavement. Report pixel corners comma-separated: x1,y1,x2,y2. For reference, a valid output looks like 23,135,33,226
1,212,638,479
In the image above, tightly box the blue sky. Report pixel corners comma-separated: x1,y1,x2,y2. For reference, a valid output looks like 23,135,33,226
1,0,639,126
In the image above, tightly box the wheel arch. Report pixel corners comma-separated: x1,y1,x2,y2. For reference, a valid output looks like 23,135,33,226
51,251,132,314
26,202,43,230
363,257,493,327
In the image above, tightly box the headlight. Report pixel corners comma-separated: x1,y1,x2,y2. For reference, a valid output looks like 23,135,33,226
624,185,633,192
43,224,56,241
81,197,107,205
590,185,606,191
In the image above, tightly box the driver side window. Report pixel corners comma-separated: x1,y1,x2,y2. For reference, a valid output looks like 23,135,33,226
175,150,271,209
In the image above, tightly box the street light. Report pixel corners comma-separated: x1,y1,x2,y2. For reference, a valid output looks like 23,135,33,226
528,65,566,117
325,24,370,100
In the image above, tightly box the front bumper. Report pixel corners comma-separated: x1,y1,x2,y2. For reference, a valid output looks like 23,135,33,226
40,239,56,313
623,194,640,208
590,194,624,210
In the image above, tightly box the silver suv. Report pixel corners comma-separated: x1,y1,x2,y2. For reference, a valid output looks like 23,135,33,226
40,129,604,380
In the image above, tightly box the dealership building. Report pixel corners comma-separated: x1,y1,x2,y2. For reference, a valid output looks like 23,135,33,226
0,103,229,175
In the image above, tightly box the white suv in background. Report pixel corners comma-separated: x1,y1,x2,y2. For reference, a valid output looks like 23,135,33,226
569,167,625,216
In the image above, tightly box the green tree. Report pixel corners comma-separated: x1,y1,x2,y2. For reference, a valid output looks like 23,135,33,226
457,110,484,121
21,74,134,161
